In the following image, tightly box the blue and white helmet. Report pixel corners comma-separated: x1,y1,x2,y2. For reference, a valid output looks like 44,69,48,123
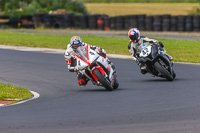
70,36,82,50
128,28,140,43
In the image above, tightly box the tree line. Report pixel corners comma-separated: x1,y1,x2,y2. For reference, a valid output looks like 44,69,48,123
0,0,87,15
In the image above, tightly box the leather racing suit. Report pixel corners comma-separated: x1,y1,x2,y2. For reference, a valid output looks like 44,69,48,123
64,42,107,86
128,36,173,74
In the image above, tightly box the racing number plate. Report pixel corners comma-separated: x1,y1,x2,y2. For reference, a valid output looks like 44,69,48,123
139,46,151,57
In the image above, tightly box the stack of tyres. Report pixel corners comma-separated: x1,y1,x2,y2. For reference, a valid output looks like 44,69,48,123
193,15,200,31
129,15,138,29
73,15,81,28
97,15,108,30
185,15,193,31
0,16,9,28
153,15,162,31
20,16,35,28
88,15,99,29
162,15,171,31
62,14,74,28
52,15,66,28
33,14,45,27
109,17,116,30
115,16,124,30
124,15,132,29
9,16,20,28
104,16,110,30
171,16,177,31
44,15,54,28
177,15,185,31
137,15,146,31
79,15,88,29
145,16,153,31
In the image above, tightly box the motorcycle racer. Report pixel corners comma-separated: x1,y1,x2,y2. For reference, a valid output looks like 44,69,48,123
64,36,113,86
128,28,173,74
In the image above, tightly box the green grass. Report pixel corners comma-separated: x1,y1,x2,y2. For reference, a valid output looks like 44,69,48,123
0,83,33,101
0,31,200,63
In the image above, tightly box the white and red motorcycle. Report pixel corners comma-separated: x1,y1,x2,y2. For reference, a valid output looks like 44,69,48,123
74,45,119,91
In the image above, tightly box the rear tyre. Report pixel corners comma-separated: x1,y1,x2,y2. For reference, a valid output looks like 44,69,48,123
154,61,173,81
92,69,113,91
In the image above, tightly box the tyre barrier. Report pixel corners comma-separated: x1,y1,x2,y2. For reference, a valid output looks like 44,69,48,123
177,15,185,31
1,14,200,32
162,15,171,31
109,17,116,30
116,16,124,30
0,16,9,28
153,15,162,31
33,14,45,27
193,15,200,31
129,15,138,29
145,16,154,31
97,15,108,30
171,16,177,31
138,15,146,31
20,15,35,29
88,15,100,29
9,16,20,28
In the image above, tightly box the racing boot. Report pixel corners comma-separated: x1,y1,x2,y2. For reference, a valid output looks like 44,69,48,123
139,63,147,74
165,53,173,61
77,73,88,86
78,78,88,86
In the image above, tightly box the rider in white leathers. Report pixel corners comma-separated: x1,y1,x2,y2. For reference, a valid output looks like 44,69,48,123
128,28,173,74
64,36,111,86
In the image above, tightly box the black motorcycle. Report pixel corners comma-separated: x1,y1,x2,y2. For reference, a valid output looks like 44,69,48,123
138,42,176,81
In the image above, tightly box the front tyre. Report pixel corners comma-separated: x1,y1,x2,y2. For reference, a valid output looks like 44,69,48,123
92,69,113,91
113,77,119,89
154,61,173,81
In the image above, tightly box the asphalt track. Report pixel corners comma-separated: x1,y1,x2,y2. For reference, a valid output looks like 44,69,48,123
0,49,200,133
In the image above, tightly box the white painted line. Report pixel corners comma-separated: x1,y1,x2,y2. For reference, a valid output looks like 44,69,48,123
1,91,40,108
0,104,4,107
0,45,200,64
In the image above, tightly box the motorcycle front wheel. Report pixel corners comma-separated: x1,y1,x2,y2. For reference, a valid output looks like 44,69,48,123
154,61,174,81
92,69,113,91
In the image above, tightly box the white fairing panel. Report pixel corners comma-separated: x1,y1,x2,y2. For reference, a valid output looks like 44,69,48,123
89,48,99,63
76,58,89,70
96,56,108,69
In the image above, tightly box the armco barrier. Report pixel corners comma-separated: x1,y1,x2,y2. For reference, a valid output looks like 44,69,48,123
1,14,200,32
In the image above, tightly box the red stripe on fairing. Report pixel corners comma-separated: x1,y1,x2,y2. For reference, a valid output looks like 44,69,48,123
75,55,90,65
91,72,98,81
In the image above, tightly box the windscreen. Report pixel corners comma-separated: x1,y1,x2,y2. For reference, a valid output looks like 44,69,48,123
76,46,88,61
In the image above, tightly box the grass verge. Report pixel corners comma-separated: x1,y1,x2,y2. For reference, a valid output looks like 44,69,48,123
0,83,33,103
0,31,200,63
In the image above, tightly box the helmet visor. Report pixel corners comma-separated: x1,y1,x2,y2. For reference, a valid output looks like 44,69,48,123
72,44,81,49
129,35,137,42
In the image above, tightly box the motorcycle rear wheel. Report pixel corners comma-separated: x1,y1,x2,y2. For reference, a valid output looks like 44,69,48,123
92,69,113,91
